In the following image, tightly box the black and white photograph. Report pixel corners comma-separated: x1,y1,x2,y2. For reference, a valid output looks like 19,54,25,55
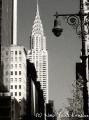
0,0,89,120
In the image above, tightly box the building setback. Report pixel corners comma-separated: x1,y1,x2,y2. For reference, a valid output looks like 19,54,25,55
27,1,48,103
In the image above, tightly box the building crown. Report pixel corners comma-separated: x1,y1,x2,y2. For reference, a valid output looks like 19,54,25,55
32,0,44,36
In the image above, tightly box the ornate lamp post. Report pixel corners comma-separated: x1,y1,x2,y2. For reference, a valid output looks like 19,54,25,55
52,0,89,118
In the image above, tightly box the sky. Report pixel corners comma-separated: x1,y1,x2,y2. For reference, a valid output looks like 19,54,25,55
17,0,81,111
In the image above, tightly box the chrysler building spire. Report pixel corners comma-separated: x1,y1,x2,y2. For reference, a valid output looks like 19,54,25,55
32,1,44,36
36,0,40,18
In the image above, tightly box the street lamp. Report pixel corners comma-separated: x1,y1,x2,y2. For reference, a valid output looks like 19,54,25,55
52,0,89,118
52,12,63,37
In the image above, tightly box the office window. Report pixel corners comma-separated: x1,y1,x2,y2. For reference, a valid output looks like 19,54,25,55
11,85,13,89
15,57,17,61
11,57,13,61
19,85,21,89
15,64,17,68
15,85,17,89
15,51,17,55
6,58,9,62
5,64,9,69
11,71,13,75
10,78,13,82
19,78,21,82
6,71,8,75
6,78,8,83
6,51,8,55
19,51,21,55
19,71,21,75
19,57,22,61
19,92,21,96
15,78,17,82
11,51,13,55
15,92,17,96
11,64,13,69
19,64,21,68
15,71,17,75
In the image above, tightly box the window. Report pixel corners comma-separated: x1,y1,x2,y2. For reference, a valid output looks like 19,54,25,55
11,64,13,69
6,58,9,62
19,57,22,61
19,64,21,68
6,64,9,69
19,78,21,82
11,85,13,89
15,85,17,89
19,51,21,55
15,71,17,75
11,71,13,75
19,92,21,96
15,92,17,96
11,78,13,82
19,85,21,89
6,51,8,55
19,71,21,75
6,78,8,83
11,51,13,55
15,78,17,82
15,64,17,68
15,57,17,61
6,71,8,75
11,57,13,61
15,51,17,55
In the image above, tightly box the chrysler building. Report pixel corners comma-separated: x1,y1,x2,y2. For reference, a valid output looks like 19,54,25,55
27,2,48,103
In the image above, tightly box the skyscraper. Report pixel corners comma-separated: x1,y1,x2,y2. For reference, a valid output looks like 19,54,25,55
27,2,48,103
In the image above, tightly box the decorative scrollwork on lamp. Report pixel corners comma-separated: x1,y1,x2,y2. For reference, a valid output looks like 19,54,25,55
85,0,89,9
84,14,89,34
67,15,82,37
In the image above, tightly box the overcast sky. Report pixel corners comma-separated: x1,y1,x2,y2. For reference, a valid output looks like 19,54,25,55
17,0,81,111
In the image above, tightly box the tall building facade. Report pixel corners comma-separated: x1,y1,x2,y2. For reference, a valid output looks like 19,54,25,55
27,2,48,103
2,45,27,102
1,0,17,46
1,0,13,46
0,0,13,88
